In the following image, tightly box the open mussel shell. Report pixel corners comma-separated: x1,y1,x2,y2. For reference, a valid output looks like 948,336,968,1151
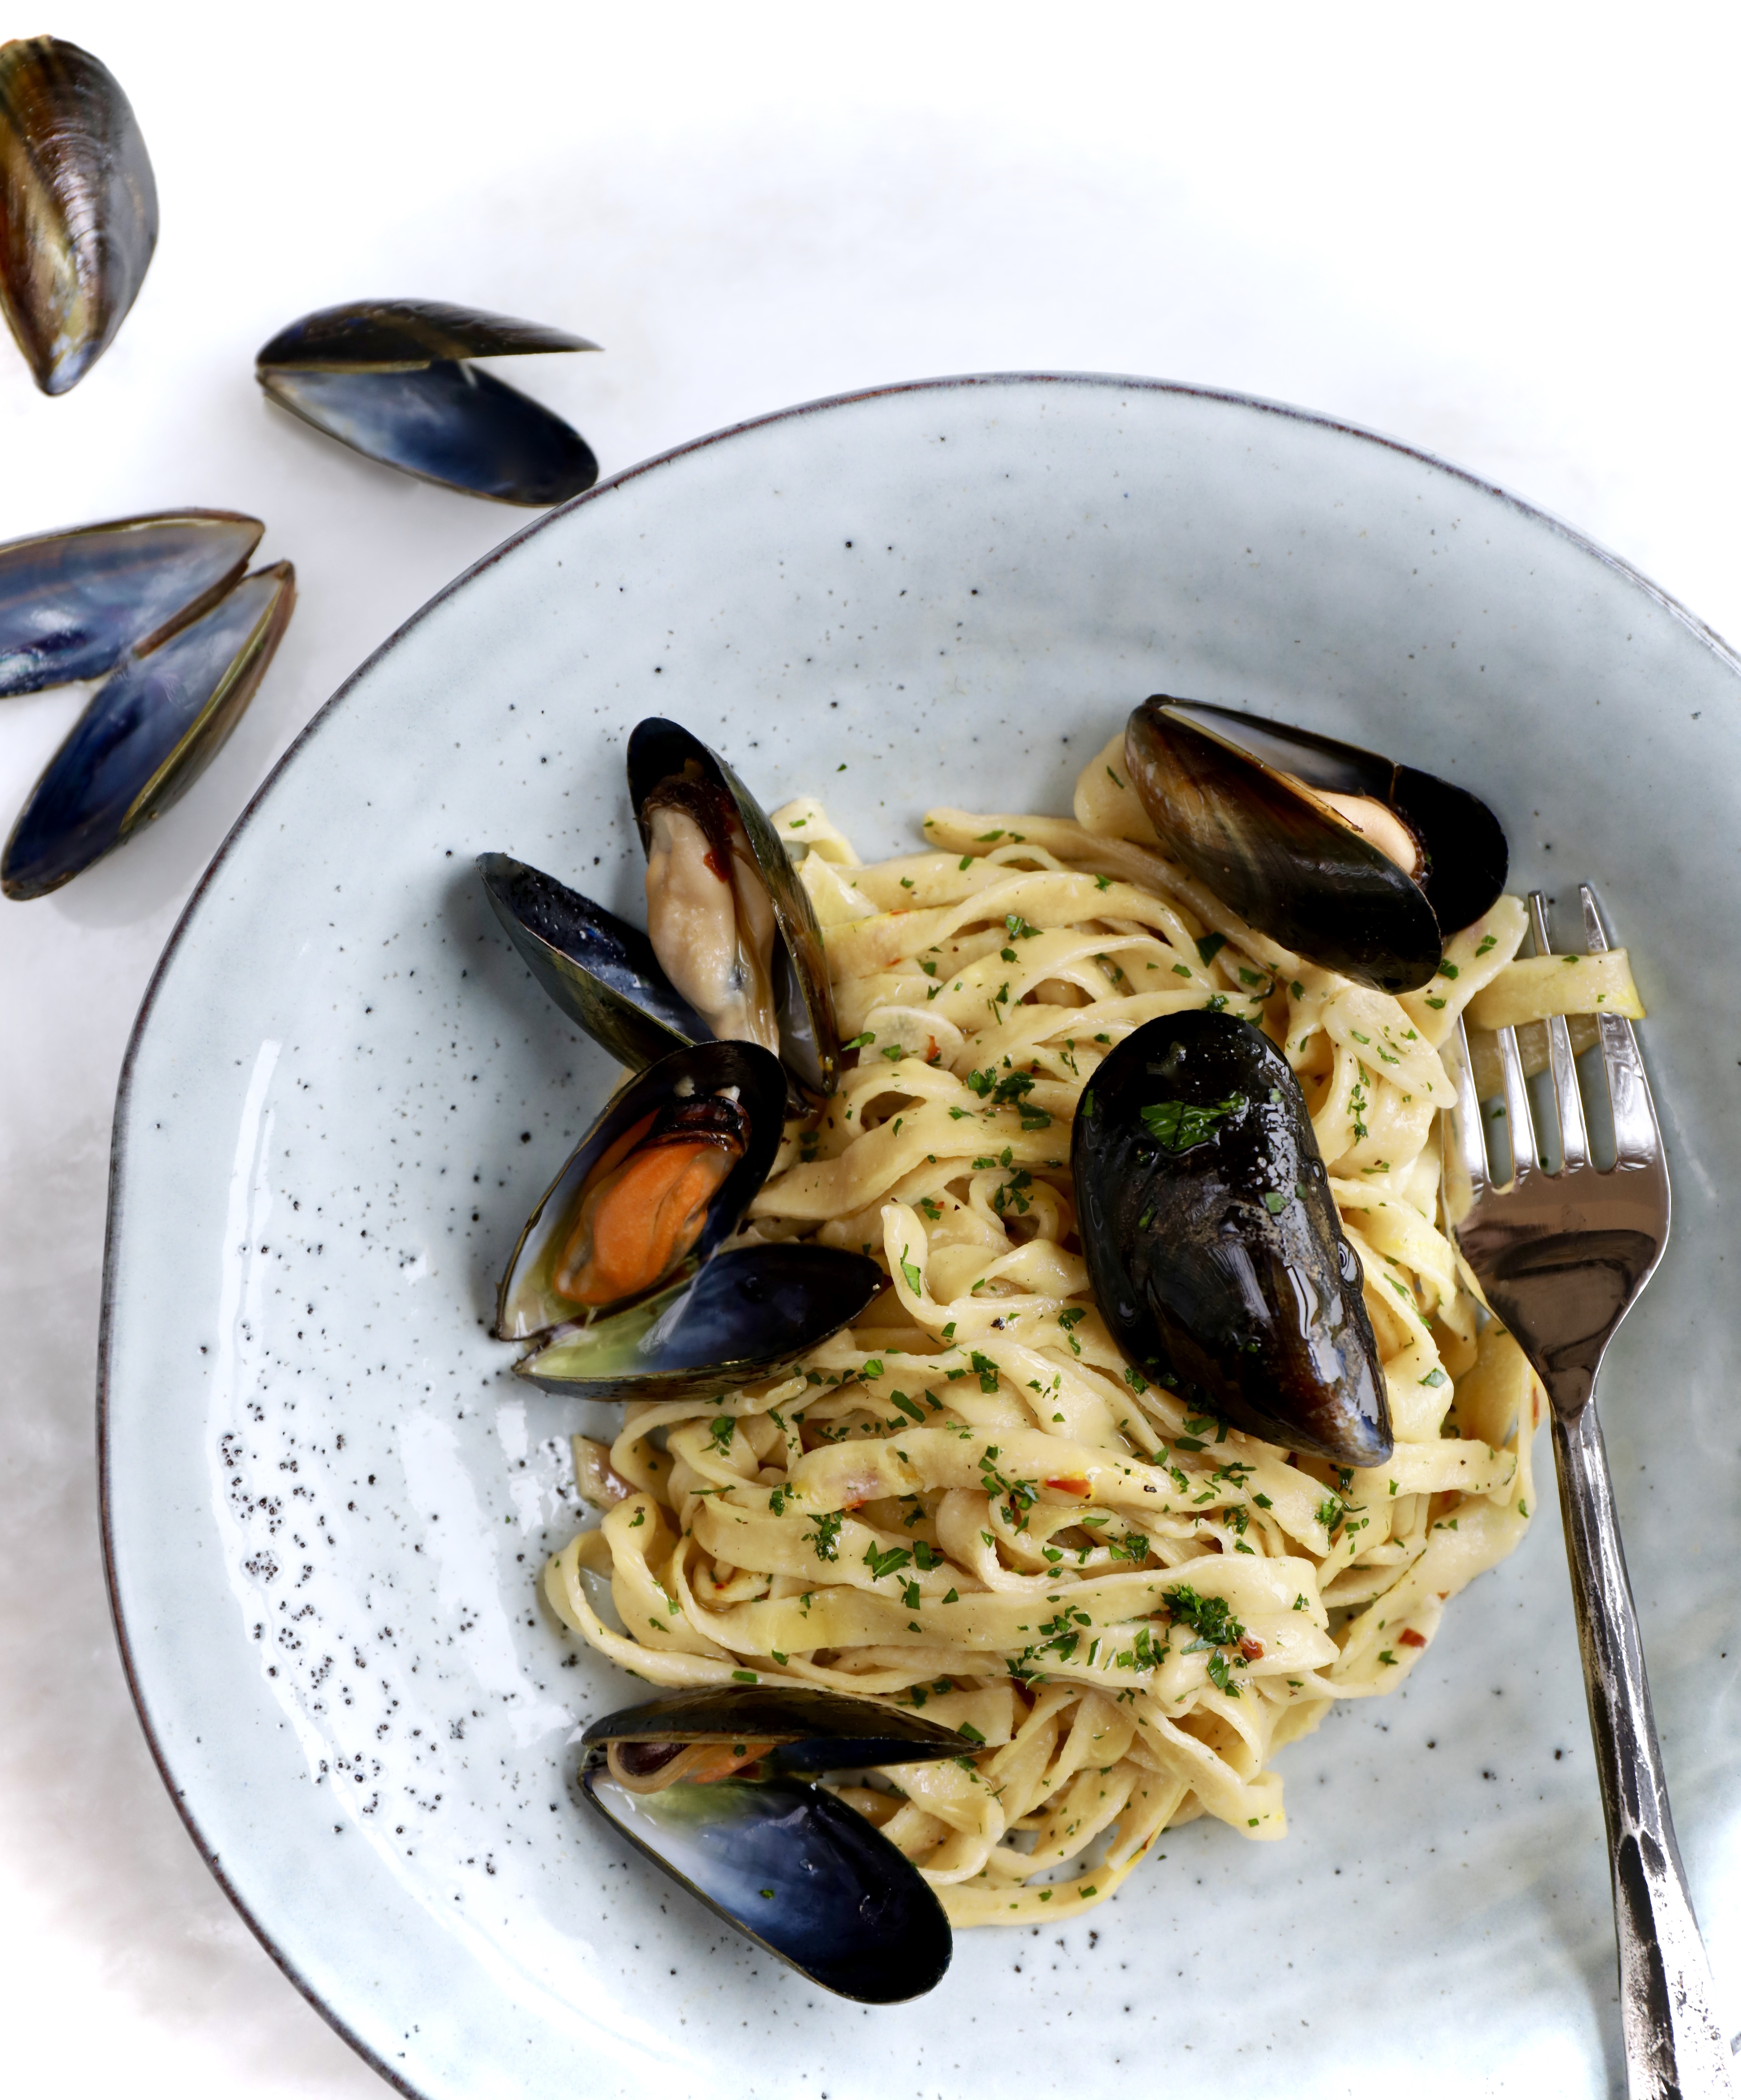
579,1686,960,2003
1125,699,1507,994
0,37,158,395
496,1041,787,1342
515,1244,883,1401
628,718,838,1100
0,511,262,697
2,563,296,900
582,1684,971,1769
1073,1009,1391,1467
478,852,705,1072
256,300,600,506
1162,699,1509,943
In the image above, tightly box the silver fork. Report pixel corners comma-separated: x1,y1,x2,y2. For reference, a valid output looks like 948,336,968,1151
1445,884,1731,2098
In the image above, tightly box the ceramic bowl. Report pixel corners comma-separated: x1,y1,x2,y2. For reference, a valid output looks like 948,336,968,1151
101,375,1741,2098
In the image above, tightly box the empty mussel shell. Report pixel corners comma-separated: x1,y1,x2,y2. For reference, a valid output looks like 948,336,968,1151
478,851,705,1072
0,37,158,394
2,562,296,900
1073,1009,1391,1467
515,1244,884,1401
496,1041,787,1342
0,511,262,697
579,1686,961,2002
629,718,839,1099
1124,699,1507,994
256,300,600,506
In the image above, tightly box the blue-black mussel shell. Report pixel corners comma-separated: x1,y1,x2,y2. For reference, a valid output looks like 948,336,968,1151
2,561,295,899
1072,1008,1391,1467
0,511,261,697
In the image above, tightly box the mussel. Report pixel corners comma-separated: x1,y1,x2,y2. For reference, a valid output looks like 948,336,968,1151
1073,1009,1391,1467
481,717,839,1100
629,719,838,1097
0,37,157,394
579,1686,961,2001
1123,699,1508,994
256,300,601,505
496,1041,787,1342
478,851,706,1074
516,1244,884,1402
0,511,262,695
2,554,295,899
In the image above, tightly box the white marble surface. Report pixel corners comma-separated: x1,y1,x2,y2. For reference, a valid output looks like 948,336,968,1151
5,4,1741,2093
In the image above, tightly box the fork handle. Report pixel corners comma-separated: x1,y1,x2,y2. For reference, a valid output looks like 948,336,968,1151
1553,1402,1734,2098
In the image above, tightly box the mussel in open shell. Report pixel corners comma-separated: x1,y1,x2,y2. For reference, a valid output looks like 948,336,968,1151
256,300,600,505
1124,699,1507,994
579,1686,961,2001
629,718,838,1099
0,37,158,394
1073,1009,1391,1467
496,1040,787,1342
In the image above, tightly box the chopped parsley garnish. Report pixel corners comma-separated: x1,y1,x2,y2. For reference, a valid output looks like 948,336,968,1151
1139,1094,1245,1150
805,1509,845,1562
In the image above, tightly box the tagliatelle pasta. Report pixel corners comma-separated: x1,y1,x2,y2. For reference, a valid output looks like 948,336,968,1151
541,733,1642,1925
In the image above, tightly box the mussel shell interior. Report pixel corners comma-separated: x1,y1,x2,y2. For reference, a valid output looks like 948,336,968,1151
514,1245,883,1399
627,718,838,1098
1072,1010,1392,1467
258,362,598,507
2,563,296,900
580,1767,952,2003
478,852,704,1072
1125,699,1445,993
256,299,599,372
1164,699,1507,937
581,1683,970,1765
1389,762,1508,938
0,512,263,697
494,1043,789,1342
0,36,158,395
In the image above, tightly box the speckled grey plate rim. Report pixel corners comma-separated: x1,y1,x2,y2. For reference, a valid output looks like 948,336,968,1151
94,370,1741,2097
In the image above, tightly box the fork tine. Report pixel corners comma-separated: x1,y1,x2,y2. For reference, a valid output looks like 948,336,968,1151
1528,890,1589,1171
1579,883,1662,1166
1444,1016,1490,1218
1495,1022,1538,1184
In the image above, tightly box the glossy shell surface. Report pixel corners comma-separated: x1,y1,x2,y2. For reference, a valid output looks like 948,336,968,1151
2,562,295,899
256,300,601,506
478,851,704,1071
494,1041,787,1342
579,1687,960,2003
256,299,599,370
0,511,262,696
1127,698,1454,993
1163,698,1509,942
1073,1008,1391,1466
0,36,157,394
514,1244,883,1401
580,1770,952,2003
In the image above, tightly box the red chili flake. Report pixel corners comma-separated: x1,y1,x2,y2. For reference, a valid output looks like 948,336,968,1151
1399,1628,1427,1648
702,848,728,881
1045,1475,1091,1496
1238,1635,1264,1661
